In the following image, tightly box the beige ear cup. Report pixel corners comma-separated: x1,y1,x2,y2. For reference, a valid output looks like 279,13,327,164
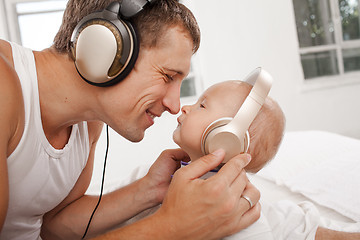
73,19,130,83
201,117,232,154
75,24,117,83
201,117,250,163
101,19,134,78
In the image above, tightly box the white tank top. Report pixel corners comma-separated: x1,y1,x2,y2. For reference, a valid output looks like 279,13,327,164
0,42,90,240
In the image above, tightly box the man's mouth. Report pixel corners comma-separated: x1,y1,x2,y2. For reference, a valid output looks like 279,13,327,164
146,110,157,120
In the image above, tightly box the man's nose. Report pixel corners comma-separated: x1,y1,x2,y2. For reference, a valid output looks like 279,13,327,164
163,82,181,114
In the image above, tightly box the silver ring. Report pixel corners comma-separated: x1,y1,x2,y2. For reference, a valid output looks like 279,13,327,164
241,195,253,208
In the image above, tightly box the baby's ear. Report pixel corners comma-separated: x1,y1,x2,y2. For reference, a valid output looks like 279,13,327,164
244,158,264,174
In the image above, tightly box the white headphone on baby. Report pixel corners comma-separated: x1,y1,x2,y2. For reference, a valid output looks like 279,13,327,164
200,67,273,163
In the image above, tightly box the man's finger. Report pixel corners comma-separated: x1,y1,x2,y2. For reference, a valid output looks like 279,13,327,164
213,153,251,185
179,149,225,180
235,202,261,231
163,148,190,162
226,169,248,197
239,181,260,210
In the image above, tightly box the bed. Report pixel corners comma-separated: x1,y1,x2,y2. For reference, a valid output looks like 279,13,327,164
252,130,360,232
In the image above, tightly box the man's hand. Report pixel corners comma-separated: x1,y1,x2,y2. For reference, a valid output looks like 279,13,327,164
143,148,190,205
154,149,261,240
92,149,260,240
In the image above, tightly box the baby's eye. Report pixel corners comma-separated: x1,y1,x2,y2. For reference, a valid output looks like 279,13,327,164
200,103,205,108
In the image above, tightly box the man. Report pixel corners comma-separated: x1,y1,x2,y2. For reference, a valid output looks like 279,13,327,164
0,0,260,239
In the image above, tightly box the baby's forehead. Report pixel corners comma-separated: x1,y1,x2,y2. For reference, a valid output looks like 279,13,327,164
200,81,249,115
204,81,248,99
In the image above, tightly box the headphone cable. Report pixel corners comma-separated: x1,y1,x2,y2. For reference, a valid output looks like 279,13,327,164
82,124,109,239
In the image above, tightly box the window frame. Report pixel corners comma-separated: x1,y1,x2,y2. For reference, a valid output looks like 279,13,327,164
0,0,9,39
4,0,23,44
294,0,360,91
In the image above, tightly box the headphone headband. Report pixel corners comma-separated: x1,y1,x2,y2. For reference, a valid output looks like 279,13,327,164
120,0,152,18
228,67,273,137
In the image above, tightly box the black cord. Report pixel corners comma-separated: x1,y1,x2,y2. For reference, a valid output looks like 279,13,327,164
82,124,109,239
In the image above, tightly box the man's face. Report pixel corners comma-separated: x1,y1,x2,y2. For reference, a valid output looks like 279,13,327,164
104,26,193,142
173,81,248,161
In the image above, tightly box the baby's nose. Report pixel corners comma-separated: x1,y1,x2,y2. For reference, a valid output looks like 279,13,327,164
181,105,190,114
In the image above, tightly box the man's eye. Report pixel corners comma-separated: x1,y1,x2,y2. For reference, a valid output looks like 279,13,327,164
165,74,174,81
162,73,174,82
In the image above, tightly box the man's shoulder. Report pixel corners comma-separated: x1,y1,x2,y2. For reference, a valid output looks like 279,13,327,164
0,48,22,101
0,48,25,157
0,40,13,67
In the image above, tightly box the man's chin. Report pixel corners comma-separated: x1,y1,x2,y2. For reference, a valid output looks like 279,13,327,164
129,137,143,143
129,133,145,143
123,130,146,143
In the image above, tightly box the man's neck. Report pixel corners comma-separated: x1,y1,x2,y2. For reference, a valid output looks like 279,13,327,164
34,48,95,139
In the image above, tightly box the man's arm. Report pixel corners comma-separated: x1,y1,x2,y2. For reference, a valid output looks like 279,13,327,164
0,53,25,232
41,122,168,239
316,227,360,240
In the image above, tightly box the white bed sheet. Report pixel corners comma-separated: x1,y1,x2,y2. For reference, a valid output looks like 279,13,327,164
254,130,360,231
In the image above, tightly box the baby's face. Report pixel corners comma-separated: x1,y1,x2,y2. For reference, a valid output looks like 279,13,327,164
173,81,249,160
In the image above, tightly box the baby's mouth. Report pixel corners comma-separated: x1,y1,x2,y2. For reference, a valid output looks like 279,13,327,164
176,117,182,127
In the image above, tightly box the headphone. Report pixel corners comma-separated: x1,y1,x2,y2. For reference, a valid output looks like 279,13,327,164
200,68,273,163
70,0,156,87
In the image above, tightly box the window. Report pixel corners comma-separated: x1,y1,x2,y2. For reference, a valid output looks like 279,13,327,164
180,63,198,98
4,0,201,98
293,0,360,84
4,0,66,50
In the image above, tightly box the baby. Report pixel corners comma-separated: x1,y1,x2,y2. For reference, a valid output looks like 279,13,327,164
172,79,285,239
173,79,285,174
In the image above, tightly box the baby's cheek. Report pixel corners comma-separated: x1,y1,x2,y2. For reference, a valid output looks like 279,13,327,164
172,129,180,145
182,130,199,149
